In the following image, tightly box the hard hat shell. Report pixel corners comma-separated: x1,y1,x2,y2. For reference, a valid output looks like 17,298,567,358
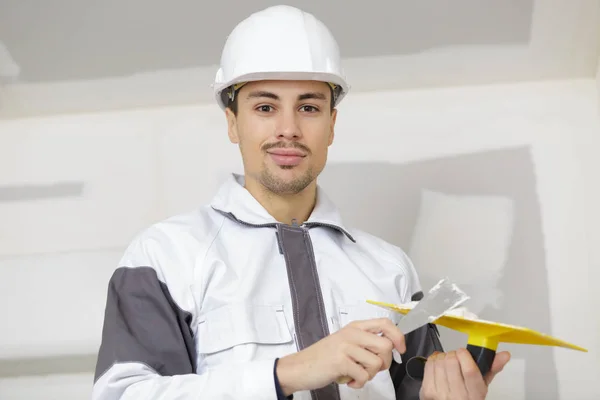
213,5,350,110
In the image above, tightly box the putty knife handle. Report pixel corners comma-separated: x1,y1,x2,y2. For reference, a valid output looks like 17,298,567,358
466,344,495,377
404,346,496,382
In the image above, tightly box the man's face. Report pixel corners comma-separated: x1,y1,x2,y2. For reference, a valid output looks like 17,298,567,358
225,80,337,195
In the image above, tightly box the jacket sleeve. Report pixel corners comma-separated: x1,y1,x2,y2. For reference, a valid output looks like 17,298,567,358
388,290,445,400
92,238,280,400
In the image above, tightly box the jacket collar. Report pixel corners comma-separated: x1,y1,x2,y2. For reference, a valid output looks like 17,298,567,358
210,173,355,242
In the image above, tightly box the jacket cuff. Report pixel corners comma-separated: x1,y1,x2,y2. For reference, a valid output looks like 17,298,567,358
274,358,294,399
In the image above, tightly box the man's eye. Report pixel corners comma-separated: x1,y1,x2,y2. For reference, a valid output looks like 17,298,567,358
257,105,273,112
300,105,318,112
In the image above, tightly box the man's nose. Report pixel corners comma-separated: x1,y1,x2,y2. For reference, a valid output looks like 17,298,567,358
276,110,302,140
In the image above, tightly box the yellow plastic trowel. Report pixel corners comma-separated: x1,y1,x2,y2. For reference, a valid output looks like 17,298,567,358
367,296,588,378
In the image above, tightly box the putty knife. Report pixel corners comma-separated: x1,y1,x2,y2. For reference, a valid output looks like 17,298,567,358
396,277,470,335
390,277,469,363
337,278,469,384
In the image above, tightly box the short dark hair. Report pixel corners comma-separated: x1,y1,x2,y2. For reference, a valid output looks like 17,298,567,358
224,84,339,116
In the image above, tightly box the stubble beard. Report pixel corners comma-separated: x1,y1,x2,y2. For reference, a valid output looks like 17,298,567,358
259,164,315,195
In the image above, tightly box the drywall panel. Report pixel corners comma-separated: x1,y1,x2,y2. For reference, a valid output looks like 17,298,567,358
0,115,160,256
0,249,123,359
0,373,93,400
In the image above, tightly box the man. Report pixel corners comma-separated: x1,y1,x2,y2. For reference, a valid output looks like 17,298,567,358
92,5,510,400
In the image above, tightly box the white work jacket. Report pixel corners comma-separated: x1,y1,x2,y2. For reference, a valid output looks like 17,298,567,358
92,174,442,400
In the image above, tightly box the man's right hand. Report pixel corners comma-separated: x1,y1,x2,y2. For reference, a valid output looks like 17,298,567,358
275,318,406,396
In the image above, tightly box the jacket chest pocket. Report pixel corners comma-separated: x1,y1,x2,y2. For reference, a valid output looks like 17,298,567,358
195,303,295,371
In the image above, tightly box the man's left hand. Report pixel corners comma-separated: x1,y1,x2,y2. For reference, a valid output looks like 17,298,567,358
419,348,511,400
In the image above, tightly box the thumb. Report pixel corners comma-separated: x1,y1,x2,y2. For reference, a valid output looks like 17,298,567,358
484,351,510,386
484,351,511,386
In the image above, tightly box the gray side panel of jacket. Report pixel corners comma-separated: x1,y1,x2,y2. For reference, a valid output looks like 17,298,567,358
277,224,341,400
94,266,196,382
389,291,444,399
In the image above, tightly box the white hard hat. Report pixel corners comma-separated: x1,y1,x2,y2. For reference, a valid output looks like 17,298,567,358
213,5,350,110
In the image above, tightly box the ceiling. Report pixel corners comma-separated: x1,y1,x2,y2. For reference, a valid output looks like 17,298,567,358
0,0,536,82
0,0,598,118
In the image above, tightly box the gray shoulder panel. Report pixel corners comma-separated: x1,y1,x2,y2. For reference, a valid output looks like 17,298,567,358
94,266,196,382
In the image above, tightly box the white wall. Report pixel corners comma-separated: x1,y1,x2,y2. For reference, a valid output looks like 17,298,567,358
0,78,598,399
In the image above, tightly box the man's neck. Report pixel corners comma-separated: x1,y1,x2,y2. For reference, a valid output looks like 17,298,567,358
244,177,317,225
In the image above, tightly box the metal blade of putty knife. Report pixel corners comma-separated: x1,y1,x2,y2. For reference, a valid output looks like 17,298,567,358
389,277,469,364
397,277,470,335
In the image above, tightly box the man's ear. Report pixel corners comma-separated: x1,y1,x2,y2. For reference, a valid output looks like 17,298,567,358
328,108,337,146
225,108,239,144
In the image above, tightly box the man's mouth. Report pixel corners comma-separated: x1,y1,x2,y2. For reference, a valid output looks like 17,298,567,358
267,149,306,166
